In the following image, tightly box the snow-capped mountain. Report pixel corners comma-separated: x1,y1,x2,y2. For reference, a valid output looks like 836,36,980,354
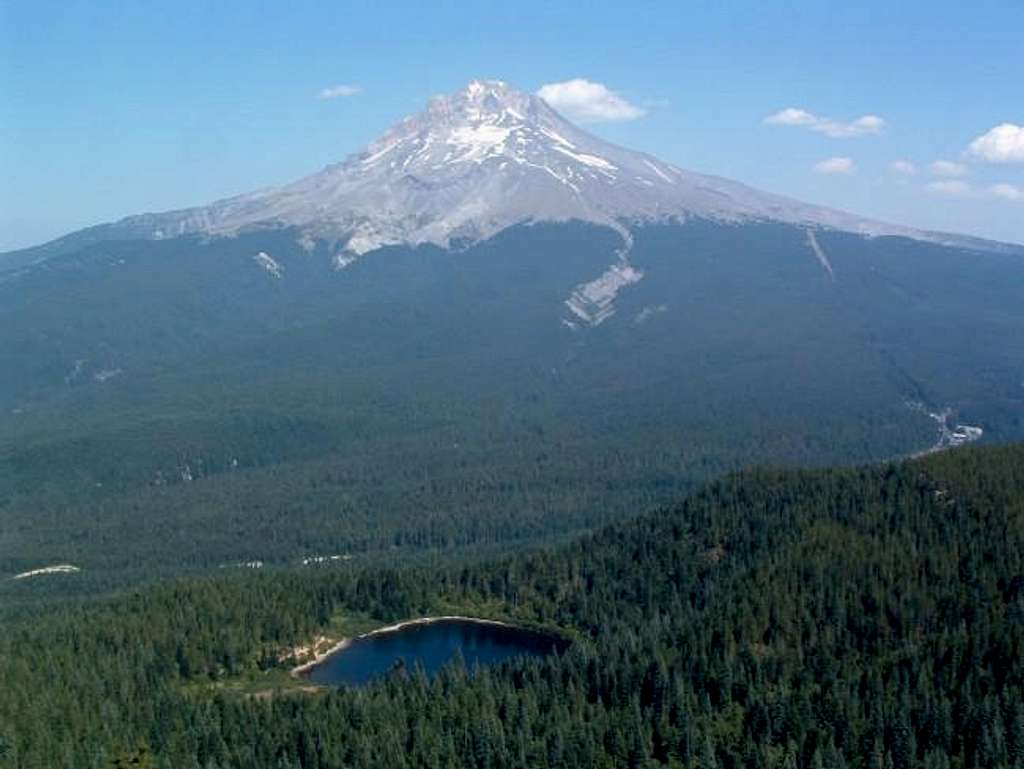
88,79,1010,267
2,80,1023,529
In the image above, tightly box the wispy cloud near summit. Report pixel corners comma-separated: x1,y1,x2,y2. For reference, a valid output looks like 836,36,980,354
814,156,855,174
930,160,968,177
765,107,886,138
536,79,645,123
968,123,1024,163
317,84,362,100
890,160,917,176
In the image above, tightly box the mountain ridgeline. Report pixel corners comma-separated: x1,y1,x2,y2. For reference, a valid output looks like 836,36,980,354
1,80,1023,588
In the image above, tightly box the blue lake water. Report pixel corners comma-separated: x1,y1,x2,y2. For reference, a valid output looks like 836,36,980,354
303,618,567,687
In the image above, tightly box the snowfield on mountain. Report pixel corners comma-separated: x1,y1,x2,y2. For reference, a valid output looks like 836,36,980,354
17,80,1019,276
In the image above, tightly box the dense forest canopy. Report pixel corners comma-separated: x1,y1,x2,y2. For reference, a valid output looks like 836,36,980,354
5,222,1024,601
1,442,1022,768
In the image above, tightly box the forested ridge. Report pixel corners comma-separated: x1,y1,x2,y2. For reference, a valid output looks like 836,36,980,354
1,443,1023,768
7,220,1024,594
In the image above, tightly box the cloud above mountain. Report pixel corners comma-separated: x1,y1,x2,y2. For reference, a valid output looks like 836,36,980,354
890,160,917,176
927,180,972,197
814,156,855,174
968,123,1024,163
930,160,968,177
925,180,1023,201
536,79,645,123
317,84,362,100
765,107,886,138
990,183,1023,201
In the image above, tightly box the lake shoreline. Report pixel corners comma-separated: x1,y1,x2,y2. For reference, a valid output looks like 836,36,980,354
289,615,516,678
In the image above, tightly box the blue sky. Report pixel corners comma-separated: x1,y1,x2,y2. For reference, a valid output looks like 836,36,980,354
2,0,1023,250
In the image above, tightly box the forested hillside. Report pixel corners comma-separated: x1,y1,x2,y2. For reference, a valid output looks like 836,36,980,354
1,443,1022,768
6,220,1024,595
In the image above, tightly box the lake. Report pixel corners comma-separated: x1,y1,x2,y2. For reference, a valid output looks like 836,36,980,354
303,618,567,687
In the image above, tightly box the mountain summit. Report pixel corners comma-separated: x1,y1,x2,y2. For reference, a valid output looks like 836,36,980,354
1,85,1023,574
77,79,1005,266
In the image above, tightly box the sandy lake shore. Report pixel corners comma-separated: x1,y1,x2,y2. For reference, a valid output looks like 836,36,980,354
289,615,515,677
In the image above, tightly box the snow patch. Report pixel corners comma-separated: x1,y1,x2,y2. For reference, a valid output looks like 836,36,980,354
361,139,403,166
343,226,399,260
217,560,264,570
334,252,359,269
531,162,580,193
301,554,353,565
12,564,80,580
448,124,516,163
566,262,643,326
254,251,283,278
551,145,618,172
643,159,675,184
806,230,835,281
539,127,576,148
565,227,643,327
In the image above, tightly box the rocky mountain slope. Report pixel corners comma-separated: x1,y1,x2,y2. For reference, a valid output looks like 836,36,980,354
6,80,1018,277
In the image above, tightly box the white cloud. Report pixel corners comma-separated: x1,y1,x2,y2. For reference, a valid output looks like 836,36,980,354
921,179,1023,202
814,156,855,174
990,183,1023,201
765,107,818,127
930,160,968,177
926,180,973,197
923,181,1023,201
765,107,886,138
536,79,646,123
967,123,1024,163
890,160,917,175
317,84,362,100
